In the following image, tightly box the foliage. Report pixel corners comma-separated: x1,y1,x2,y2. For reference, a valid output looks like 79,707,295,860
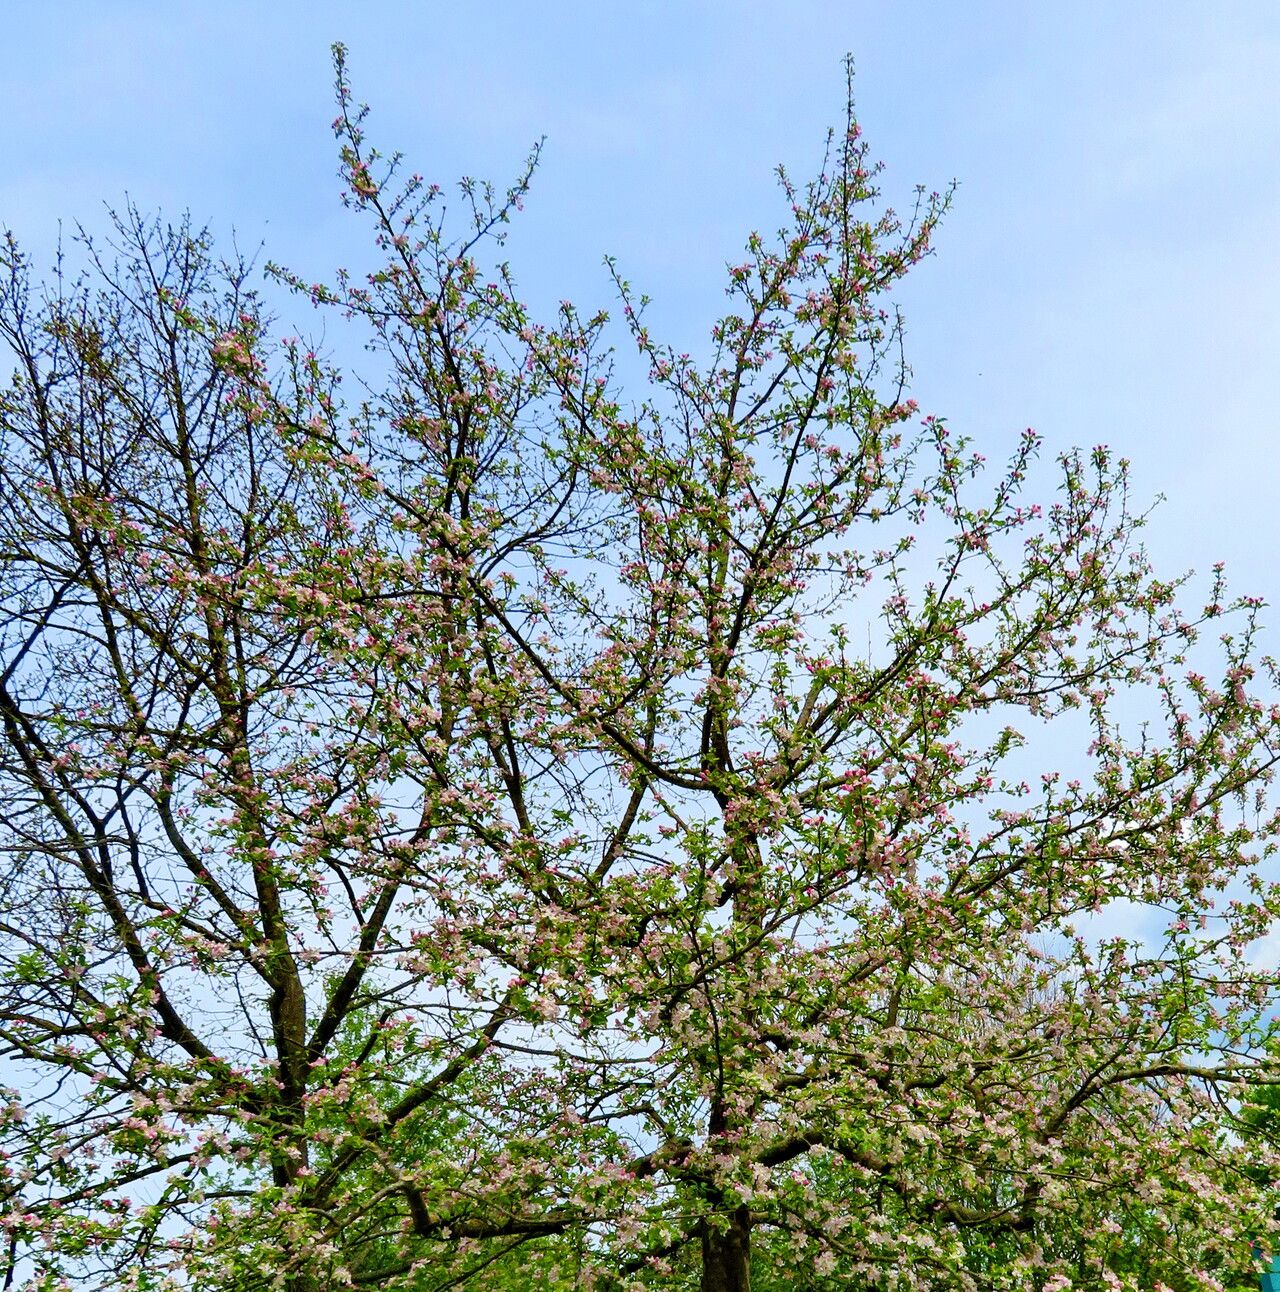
2,46,1280,1292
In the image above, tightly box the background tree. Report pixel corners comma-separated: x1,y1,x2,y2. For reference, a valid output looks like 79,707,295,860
2,47,1280,1292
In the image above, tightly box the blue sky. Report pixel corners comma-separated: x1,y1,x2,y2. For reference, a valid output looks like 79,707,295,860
3,1,1279,595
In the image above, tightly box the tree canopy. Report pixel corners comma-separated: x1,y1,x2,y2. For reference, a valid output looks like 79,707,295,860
2,48,1280,1292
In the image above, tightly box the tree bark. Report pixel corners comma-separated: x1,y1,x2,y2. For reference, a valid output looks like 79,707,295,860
701,1204,751,1292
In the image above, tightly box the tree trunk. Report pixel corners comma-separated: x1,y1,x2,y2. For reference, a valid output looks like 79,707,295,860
701,1204,751,1292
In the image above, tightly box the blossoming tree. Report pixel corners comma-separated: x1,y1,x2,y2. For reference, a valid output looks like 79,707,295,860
2,48,1280,1292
